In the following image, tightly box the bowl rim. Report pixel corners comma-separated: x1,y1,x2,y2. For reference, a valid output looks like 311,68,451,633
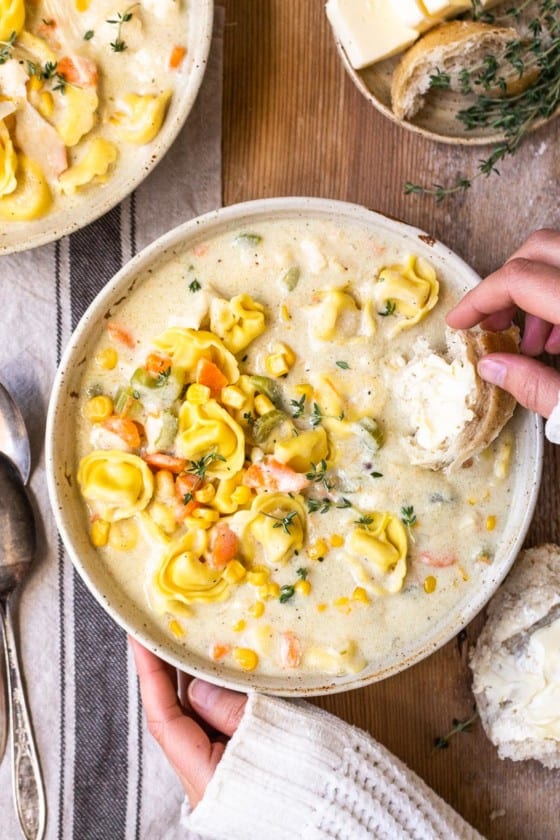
46,196,544,696
0,0,214,256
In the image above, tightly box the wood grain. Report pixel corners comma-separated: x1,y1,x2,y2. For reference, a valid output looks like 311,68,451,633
222,3,560,837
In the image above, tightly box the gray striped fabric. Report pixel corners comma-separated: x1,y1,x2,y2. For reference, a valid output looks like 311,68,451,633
0,10,223,839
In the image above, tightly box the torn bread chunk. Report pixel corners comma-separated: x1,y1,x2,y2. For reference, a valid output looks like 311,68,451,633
392,326,518,471
470,544,560,769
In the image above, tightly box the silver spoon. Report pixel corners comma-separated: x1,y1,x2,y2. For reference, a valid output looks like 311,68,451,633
0,382,31,484
0,452,46,839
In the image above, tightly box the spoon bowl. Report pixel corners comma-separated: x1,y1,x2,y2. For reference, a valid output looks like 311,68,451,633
0,384,31,485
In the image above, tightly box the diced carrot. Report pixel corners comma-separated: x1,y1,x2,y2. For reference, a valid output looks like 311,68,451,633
175,472,200,516
107,321,135,349
196,358,228,396
169,45,187,70
209,522,239,570
209,643,231,661
57,55,99,87
102,416,141,449
145,353,172,375
417,551,458,568
243,458,310,493
280,631,301,669
143,453,187,474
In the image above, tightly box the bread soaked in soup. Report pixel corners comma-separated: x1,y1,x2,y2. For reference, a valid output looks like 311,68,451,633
75,215,518,679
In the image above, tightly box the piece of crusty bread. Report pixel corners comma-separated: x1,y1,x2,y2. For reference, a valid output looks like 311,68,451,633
470,544,560,769
391,20,531,121
397,325,518,472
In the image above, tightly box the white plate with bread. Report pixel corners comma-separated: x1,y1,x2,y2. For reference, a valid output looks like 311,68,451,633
327,0,560,145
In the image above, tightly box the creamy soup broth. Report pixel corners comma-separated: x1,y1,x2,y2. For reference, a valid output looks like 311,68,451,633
75,215,516,678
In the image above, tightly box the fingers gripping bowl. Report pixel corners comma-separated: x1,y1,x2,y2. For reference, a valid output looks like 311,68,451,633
46,198,542,697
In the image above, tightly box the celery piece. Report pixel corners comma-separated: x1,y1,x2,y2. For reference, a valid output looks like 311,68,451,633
281,266,300,291
252,410,288,444
113,386,143,420
249,375,284,409
155,411,178,451
358,417,384,451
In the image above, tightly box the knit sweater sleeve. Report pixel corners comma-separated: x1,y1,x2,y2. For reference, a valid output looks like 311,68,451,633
185,692,484,840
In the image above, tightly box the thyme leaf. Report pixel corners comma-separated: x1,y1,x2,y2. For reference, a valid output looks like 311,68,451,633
187,451,226,479
434,710,479,749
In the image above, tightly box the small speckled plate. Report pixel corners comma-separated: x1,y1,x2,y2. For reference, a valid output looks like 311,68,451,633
0,1,213,256
46,197,543,697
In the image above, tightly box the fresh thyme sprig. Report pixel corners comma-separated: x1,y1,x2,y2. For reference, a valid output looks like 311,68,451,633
290,394,306,419
306,496,352,514
263,509,300,534
187,451,226,479
305,459,333,491
0,32,16,65
107,3,139,52
434,709,479,749
404,0,560,201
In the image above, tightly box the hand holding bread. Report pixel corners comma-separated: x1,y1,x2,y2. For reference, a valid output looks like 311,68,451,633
448,229,560,420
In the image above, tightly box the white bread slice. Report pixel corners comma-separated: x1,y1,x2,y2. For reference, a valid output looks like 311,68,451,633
470,544,560,769
393,325,518,471
391,20,528,121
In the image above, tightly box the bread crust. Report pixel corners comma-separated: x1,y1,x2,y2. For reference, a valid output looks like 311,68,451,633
391,20,530,121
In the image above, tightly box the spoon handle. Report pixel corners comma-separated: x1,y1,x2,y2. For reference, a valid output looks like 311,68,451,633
1,599,46,840
0,623,7,762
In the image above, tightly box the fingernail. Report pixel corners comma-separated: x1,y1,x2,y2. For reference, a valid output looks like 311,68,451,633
189,679,221,711
478,358,506,387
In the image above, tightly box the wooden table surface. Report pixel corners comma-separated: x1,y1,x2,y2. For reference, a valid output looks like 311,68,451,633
221,3,560,838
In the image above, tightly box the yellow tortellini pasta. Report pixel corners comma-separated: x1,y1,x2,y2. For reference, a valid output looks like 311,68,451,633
212,470,252,514
0,0,25,42
0,120,17,197
345,512,408,596
309,288,361,342
153,529,230,611
59,138,118,196
0,155,52,221
153,328,239,384
111,91,171,145
239,492,306,567
54,87,99,148
375,255,439,336
77,450,154,523
210,294,267,354
273,426,328,474
303,640,366,675
177,399,245,479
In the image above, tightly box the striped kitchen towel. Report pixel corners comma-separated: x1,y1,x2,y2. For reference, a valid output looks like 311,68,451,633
0,8,224,840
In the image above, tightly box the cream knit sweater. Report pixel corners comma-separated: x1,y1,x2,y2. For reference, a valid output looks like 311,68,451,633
186,693,483,839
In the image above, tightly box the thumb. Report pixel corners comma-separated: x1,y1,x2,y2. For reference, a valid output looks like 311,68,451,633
188,679,247,736
477,353,560,417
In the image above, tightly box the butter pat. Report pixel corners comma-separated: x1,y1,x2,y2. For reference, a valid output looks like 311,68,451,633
421,0,471,17
326,0,419,69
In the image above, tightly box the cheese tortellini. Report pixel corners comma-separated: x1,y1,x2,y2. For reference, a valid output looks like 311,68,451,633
112,91,172,145
309,288,361,342
177,399,245,479
238,493,306,567
210,294,267,353
273,427,328,474
0,0,25,41
59,138,118,196
345,512,408,596
0,155,51,221
0,121,17,197
77,450,154,522
375,255,439,336
154,327,239,384
153,530,230,612
54,87,100,148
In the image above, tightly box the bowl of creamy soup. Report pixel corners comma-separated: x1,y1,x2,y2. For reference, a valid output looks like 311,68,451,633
46,197,542,696
0,0,213,254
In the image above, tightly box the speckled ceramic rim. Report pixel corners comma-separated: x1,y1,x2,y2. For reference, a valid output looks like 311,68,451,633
0,1,214,256
46,197,544,697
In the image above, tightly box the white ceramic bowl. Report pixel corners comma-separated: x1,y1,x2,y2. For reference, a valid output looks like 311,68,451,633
46,197,543,697
0,1,213,256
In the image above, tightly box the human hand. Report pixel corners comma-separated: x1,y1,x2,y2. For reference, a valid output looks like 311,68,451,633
130,637,247,807
447,229,560,417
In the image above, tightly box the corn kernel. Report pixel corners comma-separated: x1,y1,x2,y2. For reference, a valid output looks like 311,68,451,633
249,601,265,618
95,347,118,370
457,564,469,582
247,570,269,586
316,603,328,612
257,582,280,600
169,619,184,638
486,515,496,532
280,305,291,321
221,385,245,409
352,586,370,603
194,484,216,504
274,342,296,366
295,384,313,397
108,518,138,551
254,393,275,415
330,534,344,547
423,576,437,594
308,539,328,561
295,579,311,596
231,485,252,505
333,596,350,608
90,519,110,547
265,353,290,378
232,647,259,671
468,497,476,506
232,619,246,632
192,507,220,523
494,440,512,479
223,560,246,584
28,75,42,92
187,383,211,404
149,502,177,534
83,395,113,423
